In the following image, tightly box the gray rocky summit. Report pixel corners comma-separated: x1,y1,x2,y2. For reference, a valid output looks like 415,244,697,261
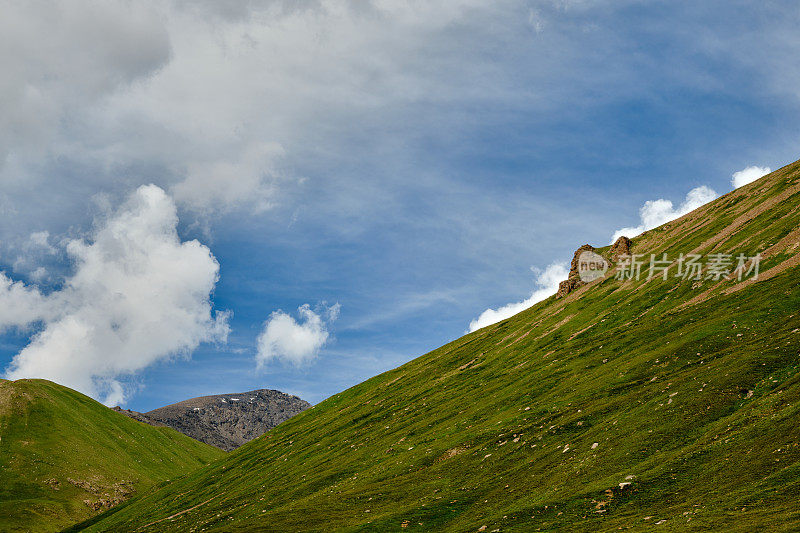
114,388,310,451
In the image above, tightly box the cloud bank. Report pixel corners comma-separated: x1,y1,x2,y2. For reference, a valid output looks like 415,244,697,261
611,186,718,243
731,165,771,188
0,0,528,221
2,185,229,405
256,304,340,369
468,262,568,332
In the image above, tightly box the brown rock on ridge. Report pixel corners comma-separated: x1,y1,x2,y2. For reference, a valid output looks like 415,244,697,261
610,235,632,262
557,244,596,298
569,244,597,278
557,238,631,298
115,389,310,451
556,277,582,298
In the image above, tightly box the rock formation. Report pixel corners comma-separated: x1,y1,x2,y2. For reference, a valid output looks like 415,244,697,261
557,244,596,298
557,237,631,298
610,235,632,262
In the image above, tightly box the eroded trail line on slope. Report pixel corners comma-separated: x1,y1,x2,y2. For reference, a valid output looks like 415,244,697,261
138,494,221,530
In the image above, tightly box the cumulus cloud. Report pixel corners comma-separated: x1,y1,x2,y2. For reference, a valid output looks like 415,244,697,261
611,185,717,243
468,262,569,332
256,304,340,369
2,185,229,405
731,165,771,188
0,273,54,329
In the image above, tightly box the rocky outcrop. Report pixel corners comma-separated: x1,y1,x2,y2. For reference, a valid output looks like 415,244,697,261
569,244,598,278
556,277,583,298
557,244,596,298
609,236,632,262
114,389,310,451
556,239,631,298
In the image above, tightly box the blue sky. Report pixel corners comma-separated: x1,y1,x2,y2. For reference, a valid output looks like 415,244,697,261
1,0,799,411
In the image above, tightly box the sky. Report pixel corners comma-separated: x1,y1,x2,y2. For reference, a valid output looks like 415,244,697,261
1,0,799,411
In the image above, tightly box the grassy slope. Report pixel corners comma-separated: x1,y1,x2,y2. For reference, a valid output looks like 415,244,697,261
0,379,225,532
81,161,800,532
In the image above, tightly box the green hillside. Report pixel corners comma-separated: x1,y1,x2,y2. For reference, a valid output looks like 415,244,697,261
0,379,225,532
78,160,800,532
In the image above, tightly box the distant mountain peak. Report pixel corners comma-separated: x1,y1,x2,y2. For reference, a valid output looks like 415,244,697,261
115,388,310,451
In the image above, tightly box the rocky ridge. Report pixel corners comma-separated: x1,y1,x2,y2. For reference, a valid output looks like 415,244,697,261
115,389,310,451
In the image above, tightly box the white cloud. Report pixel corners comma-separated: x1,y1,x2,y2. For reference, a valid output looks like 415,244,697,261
468,262,568,332
28,231,56,254
103,381,127,408
2,185,229,405
611,185,717,243
256,303,340,369
0,273,54,329
731,165,771,188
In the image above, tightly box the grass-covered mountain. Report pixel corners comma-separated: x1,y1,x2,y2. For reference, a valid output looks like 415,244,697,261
0,379,225,532
77,160,800,532
115,389,310,451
